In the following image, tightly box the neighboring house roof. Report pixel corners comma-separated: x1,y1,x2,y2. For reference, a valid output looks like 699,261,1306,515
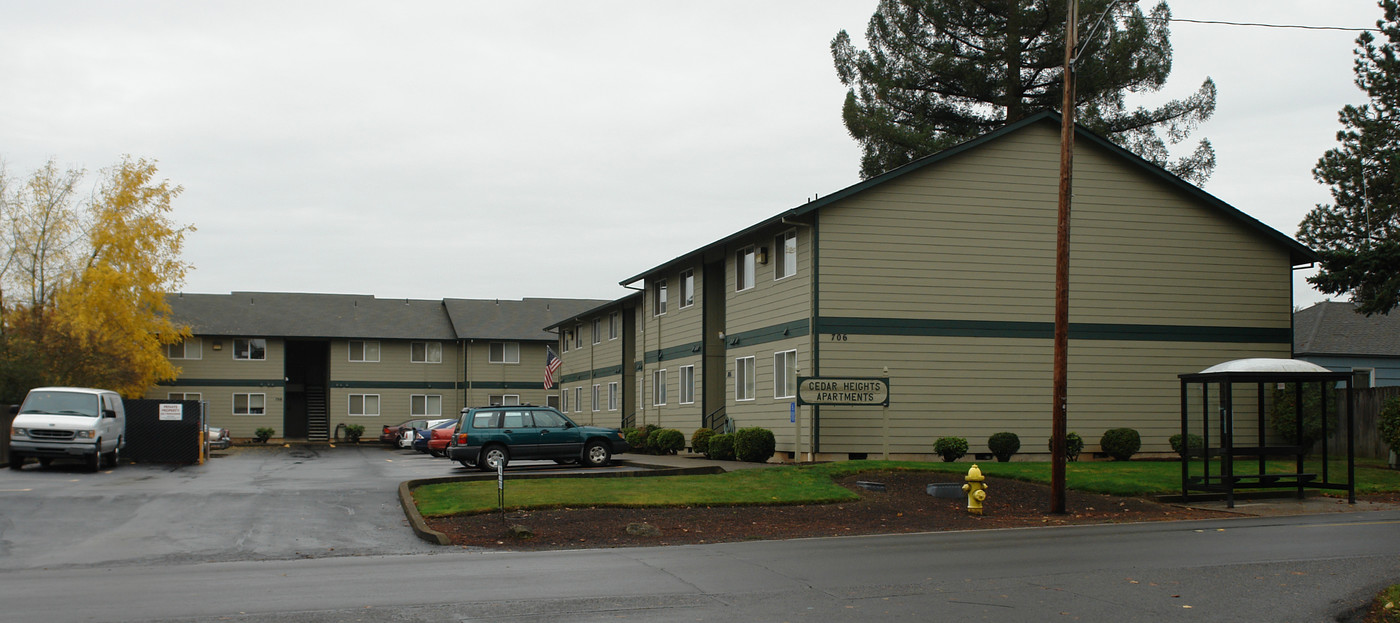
543,292,642,331
621,111,1317,285
168,292,459,340
443,298,609,341
1294,301,1400,358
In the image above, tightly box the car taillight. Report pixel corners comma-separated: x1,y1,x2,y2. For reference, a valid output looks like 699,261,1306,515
383,426,392,434
456,433,468,445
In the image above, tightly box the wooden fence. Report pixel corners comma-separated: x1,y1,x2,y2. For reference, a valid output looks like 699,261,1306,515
1327,386,1400,459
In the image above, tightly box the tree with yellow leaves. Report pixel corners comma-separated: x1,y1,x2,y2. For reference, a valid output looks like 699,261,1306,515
0,156,194,399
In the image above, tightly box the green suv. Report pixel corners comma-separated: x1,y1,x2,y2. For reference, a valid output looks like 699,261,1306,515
446,405,630,470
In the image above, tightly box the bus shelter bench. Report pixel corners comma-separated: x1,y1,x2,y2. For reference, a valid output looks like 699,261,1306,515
1187,473,1317,488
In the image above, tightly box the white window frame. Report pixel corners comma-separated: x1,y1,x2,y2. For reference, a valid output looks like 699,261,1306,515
411,341,442,364
774,349,797,399
609,312,619,340
653,369,667,406
349,394,381,417
489,341,520,364
679,269,695,308
679,365,695,404
592,384,601,412
775,229,797,280
547,394,561,409
167,338,202,360
575,324,583,349
574,387,583,413
608,382,619,411
410,394,442,417
562,332,570,353
736,247,755,292
233,392,266,415
653,279,667,316
233,338,266,361
168,392,201,401
735,356,756,401
488,394,520,406
593,319,602,344
561,388,570,412
348,340,380,363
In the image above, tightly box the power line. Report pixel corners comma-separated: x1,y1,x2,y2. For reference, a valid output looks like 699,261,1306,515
1167,17,1379,33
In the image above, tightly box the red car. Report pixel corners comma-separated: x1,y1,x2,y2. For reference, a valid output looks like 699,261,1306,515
427,422,457,457
379,419,430,445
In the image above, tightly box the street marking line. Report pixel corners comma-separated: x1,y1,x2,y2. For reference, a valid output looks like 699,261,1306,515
1300,520,1400,528
0,488,34,492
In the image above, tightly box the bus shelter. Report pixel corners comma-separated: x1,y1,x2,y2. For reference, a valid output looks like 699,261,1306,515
1179,358,1355,508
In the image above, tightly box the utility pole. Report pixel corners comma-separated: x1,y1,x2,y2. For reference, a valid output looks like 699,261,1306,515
1051,0,1078,516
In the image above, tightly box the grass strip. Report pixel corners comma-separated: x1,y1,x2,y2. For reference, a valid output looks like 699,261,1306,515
412,458,1400,518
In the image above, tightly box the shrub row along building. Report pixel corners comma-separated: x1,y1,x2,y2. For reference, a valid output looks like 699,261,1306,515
156,114,1315,459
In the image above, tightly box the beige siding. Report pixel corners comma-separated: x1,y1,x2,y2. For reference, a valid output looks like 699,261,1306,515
819,123,1293,326
726,229,812,334
149,336,286,437
637,354,703,430
463,341,553,408
724,336,808,450
814,335,1289,456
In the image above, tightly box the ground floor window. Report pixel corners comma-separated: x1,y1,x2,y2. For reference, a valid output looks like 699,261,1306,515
653,369,667,406
489,394,520,406
547,394,561,409
349,394,380,416
233,393,266,415
411,394,441,417
679,365,695,404
774,349,797,399
735,357,755,401
592,384,601,411
608,382,619,411
574,387,582,412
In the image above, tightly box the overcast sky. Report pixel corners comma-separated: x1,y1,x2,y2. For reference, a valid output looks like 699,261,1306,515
0,1,1385,308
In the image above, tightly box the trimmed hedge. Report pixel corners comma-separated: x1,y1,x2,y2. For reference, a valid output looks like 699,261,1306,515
651,429,685,455
1100,428,1141,461
933,437,968,462
987,432,1020,462
1046,432,1084,462
734,427,776,463
1169,433,1205,458
706,433,735,461
691,428,715,455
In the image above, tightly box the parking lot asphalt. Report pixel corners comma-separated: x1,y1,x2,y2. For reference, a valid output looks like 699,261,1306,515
1,442,640,571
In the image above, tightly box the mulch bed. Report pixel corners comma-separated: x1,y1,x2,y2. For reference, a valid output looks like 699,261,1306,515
424,470,1244,551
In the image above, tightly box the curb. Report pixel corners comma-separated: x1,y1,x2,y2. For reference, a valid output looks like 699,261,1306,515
399,462,725,546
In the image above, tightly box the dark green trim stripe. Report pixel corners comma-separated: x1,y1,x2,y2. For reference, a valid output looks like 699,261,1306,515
458,381,544,391
724,319,810,349
815,317,1290,344
332,381,460,390
157,378,285,387
560,365,624,384
644,341,704,364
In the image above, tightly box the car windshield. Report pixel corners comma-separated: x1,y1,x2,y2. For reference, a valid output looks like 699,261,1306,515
19,391,101,417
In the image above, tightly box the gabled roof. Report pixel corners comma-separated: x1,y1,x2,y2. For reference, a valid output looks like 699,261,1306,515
167,292,457,340
622,111,1316,285
1294,301,1400,358
543,292,642,332
443,298,609,341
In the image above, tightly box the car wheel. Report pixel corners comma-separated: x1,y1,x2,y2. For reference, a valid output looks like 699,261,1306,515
477,445,509,472
87,449,101,472
429,448,443,458
106,442,121,469
7,455,23,470
37,457,51,467
582,440,611,467
552,458,577,465
458,459,473,468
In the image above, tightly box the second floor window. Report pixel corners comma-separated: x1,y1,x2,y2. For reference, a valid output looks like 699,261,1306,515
411,341,442,363
234,339,266,361
680,269,695,308
593,319,602,344
776,230,797,280
737,247,755,291
609,312,619,340
489,342,519,364
653,279,667,316
167,338,202,360
348,340,380,362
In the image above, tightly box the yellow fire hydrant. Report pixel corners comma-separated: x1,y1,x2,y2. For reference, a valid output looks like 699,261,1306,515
962,464,988,515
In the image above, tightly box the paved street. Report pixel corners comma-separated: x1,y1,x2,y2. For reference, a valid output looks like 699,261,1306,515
1,445,1398,622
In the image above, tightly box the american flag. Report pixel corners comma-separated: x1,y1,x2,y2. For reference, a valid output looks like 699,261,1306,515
544,346,562,390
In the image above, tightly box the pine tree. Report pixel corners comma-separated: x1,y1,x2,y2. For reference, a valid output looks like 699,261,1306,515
1298,0,1400,316
831,0,1216,182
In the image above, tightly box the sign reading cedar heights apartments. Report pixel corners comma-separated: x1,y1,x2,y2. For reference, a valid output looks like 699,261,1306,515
796,377,890,407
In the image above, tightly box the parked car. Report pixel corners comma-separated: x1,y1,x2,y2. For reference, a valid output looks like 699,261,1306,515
410,419,453,452
9,387,126,472
446,405,629,471
427,421,458,457
380,419,430,445
206,425,231,450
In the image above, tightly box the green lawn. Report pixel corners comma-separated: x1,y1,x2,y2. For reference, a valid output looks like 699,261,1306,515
411,458,1400,518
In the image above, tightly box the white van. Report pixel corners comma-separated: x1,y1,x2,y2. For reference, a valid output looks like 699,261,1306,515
9,387,126,471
